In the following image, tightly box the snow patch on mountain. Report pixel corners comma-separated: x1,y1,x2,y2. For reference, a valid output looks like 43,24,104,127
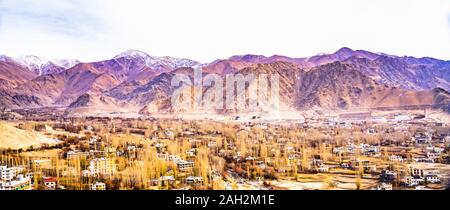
114,50,202,70
13,55,80,75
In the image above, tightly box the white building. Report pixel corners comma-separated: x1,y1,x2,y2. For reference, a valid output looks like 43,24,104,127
426,152,441,160
425,175,440,183
403,176,423,187
317,164,329,172
0,166,17,181
186,176,203,185
0,175,31,190
389,155,404,162
90,182,106,190
409,167,425,178
177,160,195,171
374,183,393,190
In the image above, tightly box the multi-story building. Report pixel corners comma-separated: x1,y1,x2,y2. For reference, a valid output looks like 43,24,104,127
66,150,89,159
409,167,425,178
88,157,116,176
177,160,195,171
0,166,17,181
0,175,32,190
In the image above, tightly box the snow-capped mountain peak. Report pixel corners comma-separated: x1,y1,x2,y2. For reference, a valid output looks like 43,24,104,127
49,59,81,69
13,55,80,75
113,49,152,60
114,49,201,71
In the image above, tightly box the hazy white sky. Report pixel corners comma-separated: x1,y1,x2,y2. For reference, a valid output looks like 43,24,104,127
0,0,449,62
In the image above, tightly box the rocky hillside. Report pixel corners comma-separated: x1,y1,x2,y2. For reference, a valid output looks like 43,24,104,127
1,48,449,115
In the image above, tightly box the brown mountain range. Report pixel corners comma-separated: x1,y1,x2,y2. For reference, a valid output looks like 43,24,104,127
1,48,449,116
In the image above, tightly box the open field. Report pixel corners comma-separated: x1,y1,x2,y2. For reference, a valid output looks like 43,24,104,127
0,122,61,150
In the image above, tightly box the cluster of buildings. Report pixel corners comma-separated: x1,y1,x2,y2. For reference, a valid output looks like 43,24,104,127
379,165,443,190
1,164,68,190
2,112,448,190
156,153,195,171
0,166,31,190
333,142,381,156
402,166,442,188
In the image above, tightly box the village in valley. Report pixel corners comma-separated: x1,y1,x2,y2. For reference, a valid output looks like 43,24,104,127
1,108,450,191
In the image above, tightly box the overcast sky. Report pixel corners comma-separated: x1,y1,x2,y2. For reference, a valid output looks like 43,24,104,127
0,0,449,63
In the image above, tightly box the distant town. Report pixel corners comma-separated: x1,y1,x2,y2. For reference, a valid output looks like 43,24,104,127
1,108,449,190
